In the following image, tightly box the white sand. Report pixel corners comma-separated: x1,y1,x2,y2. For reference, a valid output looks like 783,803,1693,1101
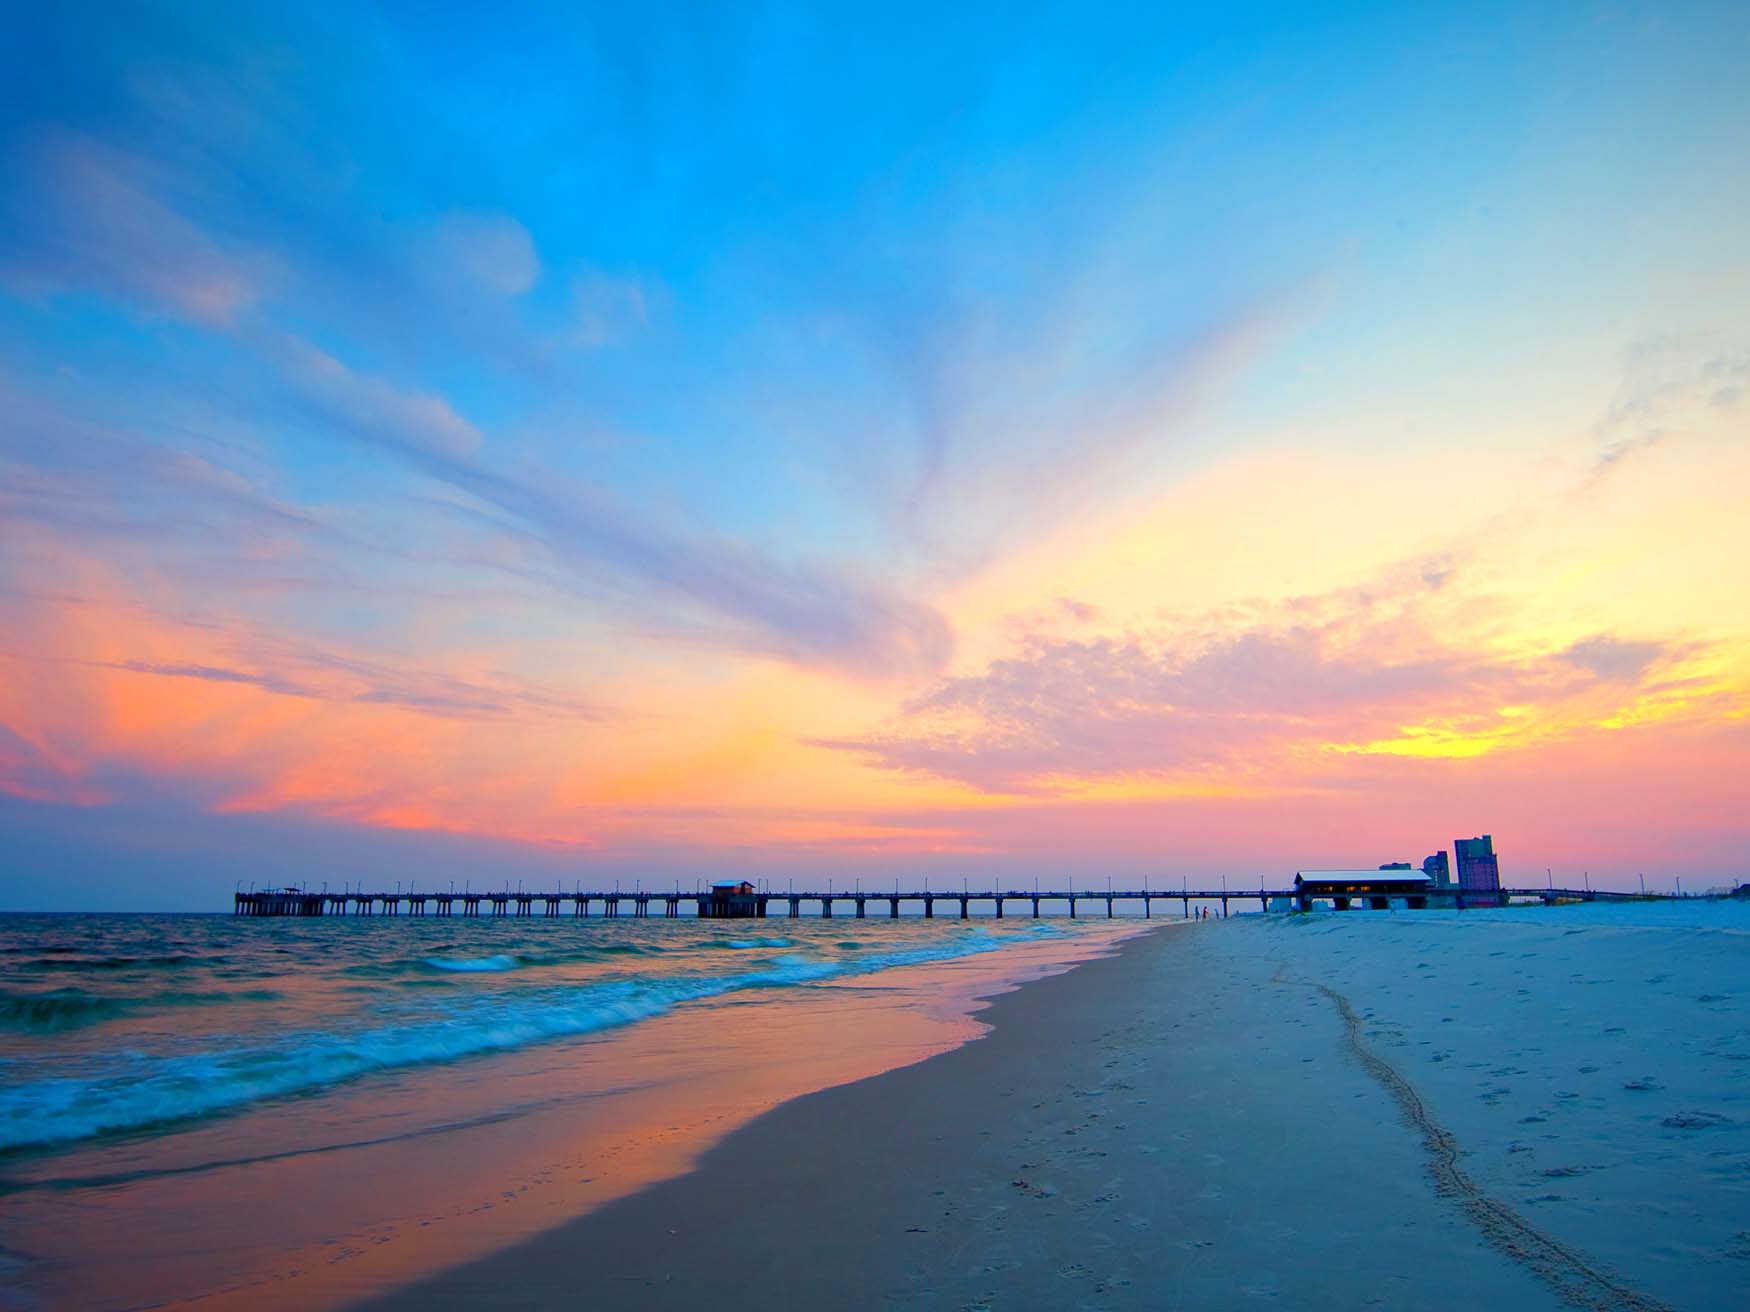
377,900,1747,1310
1237,900,1749,1309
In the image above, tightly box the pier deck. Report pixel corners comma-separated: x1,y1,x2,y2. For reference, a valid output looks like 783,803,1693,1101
232,886,1661,918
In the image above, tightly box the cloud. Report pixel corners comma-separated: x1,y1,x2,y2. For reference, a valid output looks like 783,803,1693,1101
900,273,1324,571
816,581,1712,793
1419,557,1456,590
276,337,484,460
92,641,608,723
1589,343,1750,482
426,212,541,296
111,660,308,697
0,723,106,806
0,380,342,571
817,626,1479,790
0,576,630,849
0,132,258,325
1560,635,1665,682
570,271,653,349
0,118,939,680
259,336,951,677
6,332,951,681
482,482,953,677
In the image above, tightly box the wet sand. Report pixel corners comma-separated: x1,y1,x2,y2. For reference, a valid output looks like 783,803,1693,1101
0,923,1139,1312
376,906,1745,1311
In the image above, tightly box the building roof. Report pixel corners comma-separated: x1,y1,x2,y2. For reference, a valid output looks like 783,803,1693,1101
1295,869,1432,885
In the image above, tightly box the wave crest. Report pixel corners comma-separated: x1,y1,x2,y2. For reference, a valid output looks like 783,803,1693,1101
421,955,521,973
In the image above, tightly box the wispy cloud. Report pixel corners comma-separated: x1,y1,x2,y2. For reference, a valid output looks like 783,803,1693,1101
0,132,261,325
275,337,484,460
424,212,541,297
255,333,953,676
1588,341,1750,483
0,630,610,725
109,660,307,697
569,270,655,349
99,651,605,721
923,276,1325,578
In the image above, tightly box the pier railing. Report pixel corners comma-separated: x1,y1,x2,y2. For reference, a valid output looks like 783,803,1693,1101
232,886,1663,919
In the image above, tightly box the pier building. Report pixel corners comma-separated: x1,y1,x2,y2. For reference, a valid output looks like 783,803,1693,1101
1293,869,1432,911
699,881,763,918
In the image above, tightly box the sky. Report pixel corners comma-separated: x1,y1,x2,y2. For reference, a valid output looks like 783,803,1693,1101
2,2,1748,909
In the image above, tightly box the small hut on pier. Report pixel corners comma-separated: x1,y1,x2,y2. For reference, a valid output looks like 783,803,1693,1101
700,881,763,918
1293,869,1431,911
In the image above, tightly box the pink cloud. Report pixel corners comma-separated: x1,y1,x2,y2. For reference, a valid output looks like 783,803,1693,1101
815,575,1717,793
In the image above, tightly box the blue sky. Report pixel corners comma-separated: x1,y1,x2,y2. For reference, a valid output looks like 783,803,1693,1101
3,2,1748,908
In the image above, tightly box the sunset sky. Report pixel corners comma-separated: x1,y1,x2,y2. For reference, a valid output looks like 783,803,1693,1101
3,3,1748,908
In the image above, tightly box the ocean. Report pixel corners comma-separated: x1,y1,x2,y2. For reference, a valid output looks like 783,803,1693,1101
0,911,1139,1309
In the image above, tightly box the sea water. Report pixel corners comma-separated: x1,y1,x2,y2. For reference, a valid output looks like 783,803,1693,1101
0,911,1138,1309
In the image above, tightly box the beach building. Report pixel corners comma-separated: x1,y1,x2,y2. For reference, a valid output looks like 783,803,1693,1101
699,881,763,918
1422,850,1451,888
1455,835,1502,906
1293,869,1431,911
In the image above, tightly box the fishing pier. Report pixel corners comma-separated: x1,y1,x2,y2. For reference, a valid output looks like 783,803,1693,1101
232,884,1659,919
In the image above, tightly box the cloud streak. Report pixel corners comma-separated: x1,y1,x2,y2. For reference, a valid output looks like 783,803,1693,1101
0,109,949,681
1588,342,1750,483
1,132,261,325
259,332,953,676
98,652,605,721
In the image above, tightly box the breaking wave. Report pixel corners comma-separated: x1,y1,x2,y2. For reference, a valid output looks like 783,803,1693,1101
421,954,521,973
0,928,1043,1152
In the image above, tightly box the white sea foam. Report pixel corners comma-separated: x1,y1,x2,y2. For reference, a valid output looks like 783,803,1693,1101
422,954,521,972
0,924,1052,1151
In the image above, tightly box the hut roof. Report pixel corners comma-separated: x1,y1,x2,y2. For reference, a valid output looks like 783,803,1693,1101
1294,869,1432,885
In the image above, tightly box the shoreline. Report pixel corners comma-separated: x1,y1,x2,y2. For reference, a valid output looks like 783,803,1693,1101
10,905,1735,1309
1,917,1145,1312
370,903,1745,1311
364,917,1541,1310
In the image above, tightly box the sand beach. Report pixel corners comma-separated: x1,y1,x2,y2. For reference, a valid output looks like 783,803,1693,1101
375,902,1747,1311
